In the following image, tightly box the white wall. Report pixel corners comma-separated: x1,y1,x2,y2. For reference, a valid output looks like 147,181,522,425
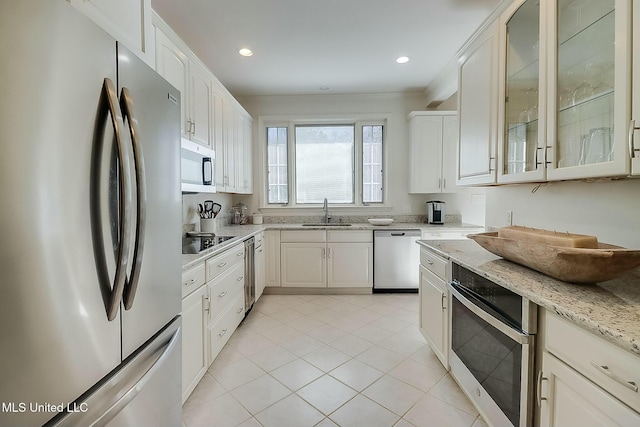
485,179,640,248
236,92,483,224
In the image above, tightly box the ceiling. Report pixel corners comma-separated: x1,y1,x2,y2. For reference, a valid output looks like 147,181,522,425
151,0,502,98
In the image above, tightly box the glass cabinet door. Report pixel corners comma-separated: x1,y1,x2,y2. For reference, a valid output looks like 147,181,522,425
548,0,631,180
498,0,545,183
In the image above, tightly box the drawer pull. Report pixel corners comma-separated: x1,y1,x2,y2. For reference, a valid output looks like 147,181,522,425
184,278,196,286
237,276,244,281
237,307,243,314
218,291,227,299
217,262,227,268
218,329,228,338
204,296,210,313
426,259,433,265
237,252,243,257
590,361,639,392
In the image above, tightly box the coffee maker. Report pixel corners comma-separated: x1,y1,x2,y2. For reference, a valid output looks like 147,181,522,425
426,201,446,224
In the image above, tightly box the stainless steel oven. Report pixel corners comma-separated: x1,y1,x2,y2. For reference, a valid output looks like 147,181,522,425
448,263,536,427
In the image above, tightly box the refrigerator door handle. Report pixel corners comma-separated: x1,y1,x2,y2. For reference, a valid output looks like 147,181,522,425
103,78,132,322
119,87,147,310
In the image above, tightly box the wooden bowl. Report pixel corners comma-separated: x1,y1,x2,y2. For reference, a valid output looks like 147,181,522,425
468,232,640,284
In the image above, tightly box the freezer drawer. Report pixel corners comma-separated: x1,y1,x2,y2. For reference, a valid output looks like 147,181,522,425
47,317,182,427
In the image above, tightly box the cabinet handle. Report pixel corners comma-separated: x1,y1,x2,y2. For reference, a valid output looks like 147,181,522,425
322,248,326,259
442,178,446,189
218,262,227,268
184,278,196,287
489,157,496,172
258,249,263,253
237,252,244,257
426,259,433,265
218,291,227,299
191,121,195,135
204,296,210,313
590,361,639,392
441,294,446,310
218,329,227,338
536,371,547,407
327,248,331,258
629,119,640,158
237,276,244,281
186,120,192,135
438,178,442,189
237,307,243,314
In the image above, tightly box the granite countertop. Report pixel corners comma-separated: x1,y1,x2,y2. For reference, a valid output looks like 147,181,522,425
417,239,640,357
182,222,484,270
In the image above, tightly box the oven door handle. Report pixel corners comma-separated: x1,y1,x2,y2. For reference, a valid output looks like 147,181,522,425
449,282,531,344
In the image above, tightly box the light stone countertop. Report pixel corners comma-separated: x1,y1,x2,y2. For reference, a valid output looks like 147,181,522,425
417,239,640,357
181,222,483,271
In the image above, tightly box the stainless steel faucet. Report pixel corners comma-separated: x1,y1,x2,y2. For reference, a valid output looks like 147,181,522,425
323,197,331,223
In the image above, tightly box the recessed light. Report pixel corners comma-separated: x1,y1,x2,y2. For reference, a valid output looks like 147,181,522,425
319,87,330,91
396,56,409,64
239,48,253,57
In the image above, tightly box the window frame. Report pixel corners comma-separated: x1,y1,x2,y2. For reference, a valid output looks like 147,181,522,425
259,114,389,210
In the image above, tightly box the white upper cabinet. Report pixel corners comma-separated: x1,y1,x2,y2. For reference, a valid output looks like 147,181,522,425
632,0,640,174
68,0,153,65
497,0,547,183
409,111,458,193
545,0,631,181
188,61,213,148
154,29,189,137
457,20,501,186
153,12,254,193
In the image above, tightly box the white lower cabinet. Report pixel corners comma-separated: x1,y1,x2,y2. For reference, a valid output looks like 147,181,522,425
280,230,372,289
327,242,372,288
537,310,640,426
265,230,281,287
539,352,640,427
255,232,266,301
207,292,245,363
418,246,450,368
181,285,207,403
281,243,326,288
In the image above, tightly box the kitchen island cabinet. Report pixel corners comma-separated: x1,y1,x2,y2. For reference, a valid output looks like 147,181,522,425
539,310,640,426
418,246,450,368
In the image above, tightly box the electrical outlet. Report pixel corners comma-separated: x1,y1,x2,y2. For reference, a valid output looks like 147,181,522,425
505,211,513,226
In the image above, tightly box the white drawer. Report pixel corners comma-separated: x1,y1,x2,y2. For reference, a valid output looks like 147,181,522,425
327,230,372,243
207,262,244,323
420,247,448,279
182,262,206,298
281,230,326,243
545,311,640,412
208,292,245,364
206,243,245,281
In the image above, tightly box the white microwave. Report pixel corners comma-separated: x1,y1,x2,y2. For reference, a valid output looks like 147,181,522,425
181,138,216,193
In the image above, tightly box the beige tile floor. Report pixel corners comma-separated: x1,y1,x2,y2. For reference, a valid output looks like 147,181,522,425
182,294,487,427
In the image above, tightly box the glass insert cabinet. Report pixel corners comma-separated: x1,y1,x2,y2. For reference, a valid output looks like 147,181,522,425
495,0,635,184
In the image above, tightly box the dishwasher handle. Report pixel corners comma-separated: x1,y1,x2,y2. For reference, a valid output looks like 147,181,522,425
374,229,421,238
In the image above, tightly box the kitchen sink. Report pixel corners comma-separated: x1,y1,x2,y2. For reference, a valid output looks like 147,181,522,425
301,223,352,227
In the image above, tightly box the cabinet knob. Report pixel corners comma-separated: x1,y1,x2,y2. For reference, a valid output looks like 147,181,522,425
237,276,244,281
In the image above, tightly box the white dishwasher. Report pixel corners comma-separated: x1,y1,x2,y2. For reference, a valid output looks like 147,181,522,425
373,229,421,292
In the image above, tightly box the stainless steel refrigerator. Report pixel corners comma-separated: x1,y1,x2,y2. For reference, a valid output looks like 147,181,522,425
0,1,182,426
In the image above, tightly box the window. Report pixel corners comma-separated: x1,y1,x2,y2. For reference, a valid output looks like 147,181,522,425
295,125,354,204
267,127,288,203
265,119,385,206
362,125,383,203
